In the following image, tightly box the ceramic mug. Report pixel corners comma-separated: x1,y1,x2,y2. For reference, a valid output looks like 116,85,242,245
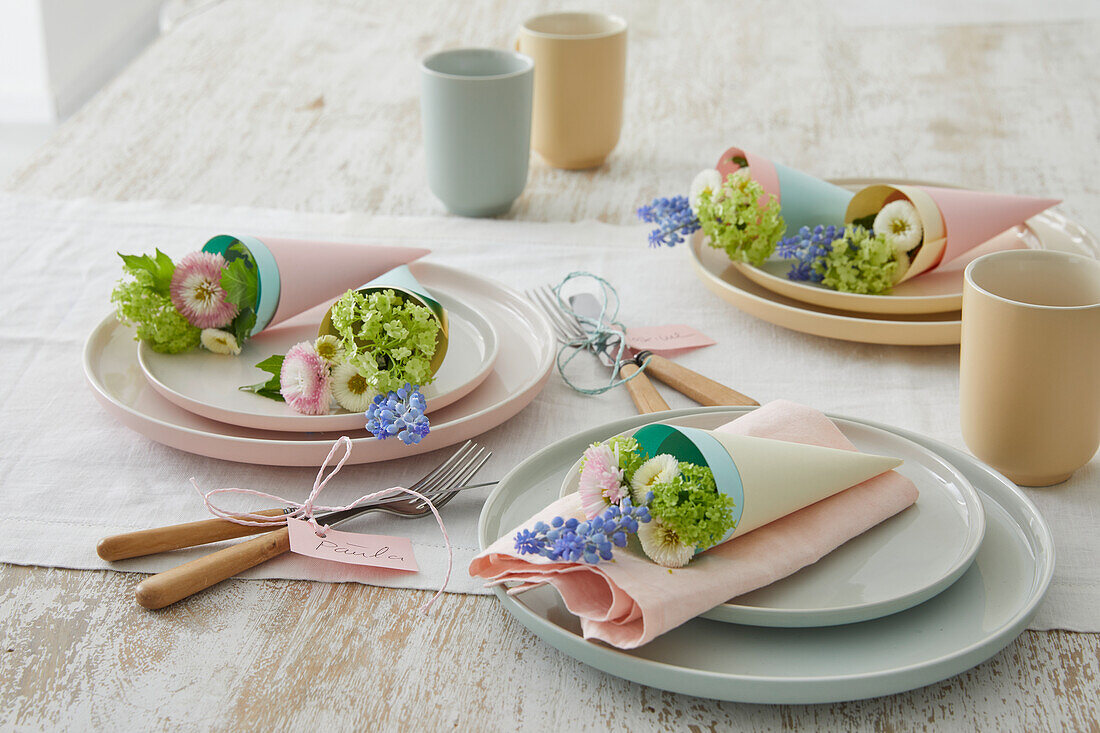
517,12,626,169
960,249,1100,486
420,48,534,217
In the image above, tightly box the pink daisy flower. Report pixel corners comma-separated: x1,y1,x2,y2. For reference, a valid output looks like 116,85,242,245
170,251,238,329
577,443,627,519
280,342,332,415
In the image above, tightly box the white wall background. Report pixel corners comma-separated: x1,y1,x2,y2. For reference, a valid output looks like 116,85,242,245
0,0,162,123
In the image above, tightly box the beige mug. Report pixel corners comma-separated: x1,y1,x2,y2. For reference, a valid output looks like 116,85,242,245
960,249,1100,486
517,12,626,169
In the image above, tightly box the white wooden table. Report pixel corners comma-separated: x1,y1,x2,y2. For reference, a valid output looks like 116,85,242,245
3,1,1099,728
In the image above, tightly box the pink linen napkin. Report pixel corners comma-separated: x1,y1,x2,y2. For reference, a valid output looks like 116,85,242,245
469,400,919,649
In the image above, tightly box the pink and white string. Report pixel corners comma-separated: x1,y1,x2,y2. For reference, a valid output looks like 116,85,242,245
190,436,452,613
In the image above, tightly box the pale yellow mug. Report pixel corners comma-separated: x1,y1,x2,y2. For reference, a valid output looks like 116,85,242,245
517,12,626,169
960,250,1100,486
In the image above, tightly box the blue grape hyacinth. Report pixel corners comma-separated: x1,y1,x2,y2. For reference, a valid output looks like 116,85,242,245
775,224,845,282
365,383,430,445
513,497,652,564
637,195,701,248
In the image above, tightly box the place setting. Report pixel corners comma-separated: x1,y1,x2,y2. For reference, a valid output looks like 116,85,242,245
652,147,1100,345
84,233,556,465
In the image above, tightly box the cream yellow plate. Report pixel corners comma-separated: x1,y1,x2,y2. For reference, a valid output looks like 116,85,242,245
690,187,1099,345
726,179,1097,317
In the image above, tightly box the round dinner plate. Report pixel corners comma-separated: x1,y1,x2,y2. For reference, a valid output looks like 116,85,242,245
84,262,555,466
138,287,500,432
557,412,985,628
734,224,1039,315
479,406,1055,704
690,180,1100,344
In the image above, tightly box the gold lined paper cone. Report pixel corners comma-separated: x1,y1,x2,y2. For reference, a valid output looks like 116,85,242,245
318,285,449,378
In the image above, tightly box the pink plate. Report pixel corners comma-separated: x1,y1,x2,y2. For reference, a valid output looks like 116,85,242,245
84,262,555,466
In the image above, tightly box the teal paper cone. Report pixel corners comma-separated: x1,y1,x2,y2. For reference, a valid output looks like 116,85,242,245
772,163,854,235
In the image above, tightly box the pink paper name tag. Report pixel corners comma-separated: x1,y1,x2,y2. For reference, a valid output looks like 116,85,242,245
625,324,716,354
287,517,419,572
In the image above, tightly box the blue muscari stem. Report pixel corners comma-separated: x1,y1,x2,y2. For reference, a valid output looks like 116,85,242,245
637,195,701,248
775,224,844,282
365,383,430,444
513,498,652,564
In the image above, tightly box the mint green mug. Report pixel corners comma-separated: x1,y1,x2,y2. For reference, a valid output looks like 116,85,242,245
420,48,534,217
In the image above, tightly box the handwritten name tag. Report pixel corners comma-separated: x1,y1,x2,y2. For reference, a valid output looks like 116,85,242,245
625,324,716,354
287,518,419,572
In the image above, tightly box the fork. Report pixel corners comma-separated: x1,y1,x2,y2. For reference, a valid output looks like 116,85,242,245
132,441,491,609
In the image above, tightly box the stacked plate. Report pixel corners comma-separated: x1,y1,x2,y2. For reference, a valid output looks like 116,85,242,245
84,262,556,466
689,178,1100,345
477,407,1055,703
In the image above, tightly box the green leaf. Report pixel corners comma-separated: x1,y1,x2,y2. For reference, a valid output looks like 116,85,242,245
221,256,258,309
118,249,175,295
851,213,877,230
229,308,257,344
239,353,284,401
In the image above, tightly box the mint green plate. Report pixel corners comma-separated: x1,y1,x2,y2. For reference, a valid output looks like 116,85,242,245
477,407,1054,704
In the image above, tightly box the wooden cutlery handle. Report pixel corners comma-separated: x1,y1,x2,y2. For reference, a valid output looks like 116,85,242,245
619,362,670,414
97,508,289,561
640,353,759,407
134,527,292,610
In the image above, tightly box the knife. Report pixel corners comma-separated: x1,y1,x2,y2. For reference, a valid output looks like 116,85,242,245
570,293,758,410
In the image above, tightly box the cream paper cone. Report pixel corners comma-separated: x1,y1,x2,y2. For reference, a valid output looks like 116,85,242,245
633,424,902,547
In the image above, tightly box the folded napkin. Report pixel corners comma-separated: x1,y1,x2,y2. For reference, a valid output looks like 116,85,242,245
469,400,919,648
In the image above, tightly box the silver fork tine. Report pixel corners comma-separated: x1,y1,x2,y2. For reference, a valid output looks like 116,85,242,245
414,446,492,511
544,285,593,338
539,287,585,339
526,288,574,343
535,285,588,341
360,442,477,509
419,445,488,502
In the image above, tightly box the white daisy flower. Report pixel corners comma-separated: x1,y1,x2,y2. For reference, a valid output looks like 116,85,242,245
630,454,679,504
638,517,696,568
331,361,377,412
689,169,723,214
873,200,923,254
314,334,344,365
200,328,241,355
892,249,911,283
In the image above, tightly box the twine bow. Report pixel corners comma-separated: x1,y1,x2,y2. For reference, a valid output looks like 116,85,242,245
552,271,652,396
190,436,452,613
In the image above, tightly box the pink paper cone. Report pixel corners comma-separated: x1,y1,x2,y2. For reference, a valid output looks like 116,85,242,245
919,186,1059,265
203,234,430,333
846,185,1058,282
263,237,430,328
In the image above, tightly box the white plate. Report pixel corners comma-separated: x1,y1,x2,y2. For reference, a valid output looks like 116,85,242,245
558,413,984,627
84,262,555,466
138,287,499,432
478,406,1054,704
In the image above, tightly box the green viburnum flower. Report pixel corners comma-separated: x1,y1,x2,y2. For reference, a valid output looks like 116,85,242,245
329,288,440,394
647,462,735,550
815,225,898,295
696,172,785,267
112,255,200,354
112,276,201,353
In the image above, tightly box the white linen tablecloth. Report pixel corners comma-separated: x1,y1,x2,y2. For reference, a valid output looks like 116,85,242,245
0,192,1094,631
